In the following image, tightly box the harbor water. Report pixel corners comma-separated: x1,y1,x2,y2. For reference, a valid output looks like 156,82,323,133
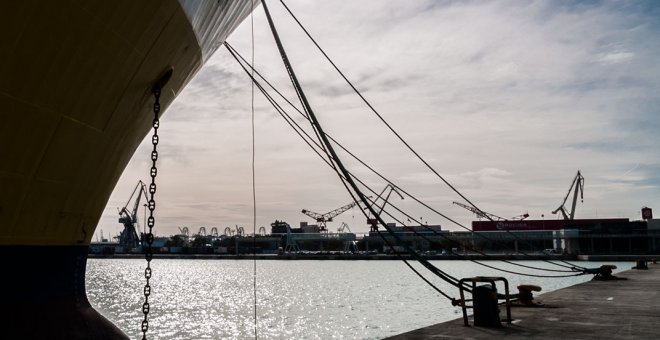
86,259,628,339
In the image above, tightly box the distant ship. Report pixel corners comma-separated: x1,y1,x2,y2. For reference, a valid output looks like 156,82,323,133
1,1,253,338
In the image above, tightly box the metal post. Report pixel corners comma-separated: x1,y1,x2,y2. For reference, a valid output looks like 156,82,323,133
502,278,511,324
458,278,469,327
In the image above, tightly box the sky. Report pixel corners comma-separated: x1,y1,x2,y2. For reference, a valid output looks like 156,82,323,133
95,0,660,240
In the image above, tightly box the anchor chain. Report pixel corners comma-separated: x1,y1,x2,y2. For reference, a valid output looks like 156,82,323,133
141,86,161,340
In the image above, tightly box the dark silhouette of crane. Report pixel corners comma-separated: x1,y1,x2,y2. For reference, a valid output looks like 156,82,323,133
302,201,359,231
452,201,529,221
117,180,148,249
552,170,584,220
367,184,403,231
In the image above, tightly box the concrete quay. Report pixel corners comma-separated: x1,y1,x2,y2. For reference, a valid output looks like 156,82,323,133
88,252,577,261
387,263,659,339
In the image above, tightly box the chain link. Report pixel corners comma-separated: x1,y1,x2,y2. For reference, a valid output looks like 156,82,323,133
142,87,161,340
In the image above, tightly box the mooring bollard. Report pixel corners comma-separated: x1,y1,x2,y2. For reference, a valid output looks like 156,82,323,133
516,284,542,305
634,259,648,270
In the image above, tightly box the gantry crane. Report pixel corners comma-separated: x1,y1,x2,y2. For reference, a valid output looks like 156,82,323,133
452,201,529,221
302,201,359,231
117,180,148,249
552,170,584,220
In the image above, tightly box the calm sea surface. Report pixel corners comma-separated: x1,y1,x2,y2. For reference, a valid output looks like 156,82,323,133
86,259,628,339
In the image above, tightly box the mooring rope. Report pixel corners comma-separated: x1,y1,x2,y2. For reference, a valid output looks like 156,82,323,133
276,0,496,221
264,1,589,272
225,41,586,274
260,0,470,298
228,42,584,293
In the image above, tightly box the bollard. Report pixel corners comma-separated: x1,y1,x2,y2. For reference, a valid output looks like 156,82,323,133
592,264,617,280
516,284,542,305
634,259,648,270
458,277,511,327
473,285,502,328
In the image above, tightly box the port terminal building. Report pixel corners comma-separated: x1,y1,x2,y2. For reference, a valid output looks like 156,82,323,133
468,216,660,255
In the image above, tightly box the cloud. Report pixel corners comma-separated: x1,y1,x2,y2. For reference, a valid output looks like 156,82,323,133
97,0,660,238
597,50,635,64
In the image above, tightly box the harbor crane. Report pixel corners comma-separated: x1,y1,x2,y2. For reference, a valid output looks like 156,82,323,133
367,184,403,231
337,222,351,233
452,201,529,221
552,170,584,220
302,200,361,231
337,222,358,252
117,180,148,249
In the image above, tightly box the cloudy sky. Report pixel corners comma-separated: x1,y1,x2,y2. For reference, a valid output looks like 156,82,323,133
96,0,660,240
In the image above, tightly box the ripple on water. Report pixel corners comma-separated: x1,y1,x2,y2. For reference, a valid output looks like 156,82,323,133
86,259,628,339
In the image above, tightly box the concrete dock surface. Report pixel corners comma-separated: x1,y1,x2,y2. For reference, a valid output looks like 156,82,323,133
387,263,659,339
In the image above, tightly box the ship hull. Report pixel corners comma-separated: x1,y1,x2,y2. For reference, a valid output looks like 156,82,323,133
0,0,252,337
3,245,127,339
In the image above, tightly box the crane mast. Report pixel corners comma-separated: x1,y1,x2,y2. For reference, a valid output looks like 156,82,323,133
552,170,584,220
117,180,148,249
367,184,403,231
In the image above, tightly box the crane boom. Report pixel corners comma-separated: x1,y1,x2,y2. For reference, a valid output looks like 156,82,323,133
453,201,505,221
302,201,358,222
300,209,324,222
552,170,584,220
452,201,528,221
301,201,359,231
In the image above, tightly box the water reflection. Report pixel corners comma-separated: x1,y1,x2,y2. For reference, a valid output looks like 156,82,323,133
86,259,626,339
